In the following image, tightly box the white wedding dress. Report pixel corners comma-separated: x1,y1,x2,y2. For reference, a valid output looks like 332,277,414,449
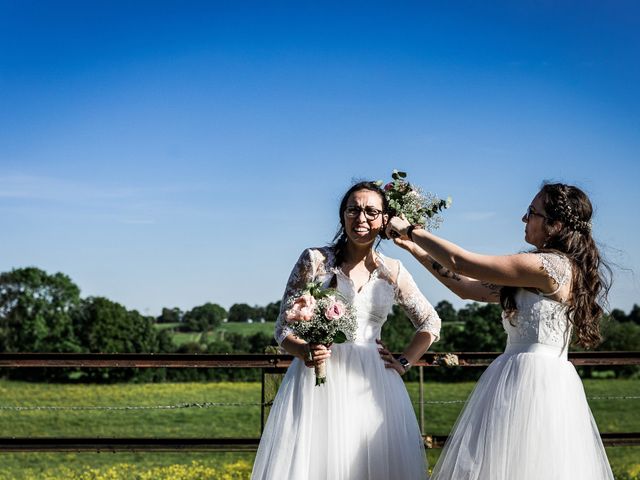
431,252,614,480
251,247,441,480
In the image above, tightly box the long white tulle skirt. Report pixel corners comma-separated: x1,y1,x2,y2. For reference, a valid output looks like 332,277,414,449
431,343,614,480
251,342,428,480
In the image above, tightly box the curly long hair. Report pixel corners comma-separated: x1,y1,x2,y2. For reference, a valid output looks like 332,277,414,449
500,183,612,349
331,181,389,267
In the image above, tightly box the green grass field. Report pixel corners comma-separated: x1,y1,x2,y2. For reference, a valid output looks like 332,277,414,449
0,379,637,479
157,321,276,346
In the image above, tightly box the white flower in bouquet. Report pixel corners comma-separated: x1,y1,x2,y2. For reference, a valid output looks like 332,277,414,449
379,170,452,232
284,282,357,385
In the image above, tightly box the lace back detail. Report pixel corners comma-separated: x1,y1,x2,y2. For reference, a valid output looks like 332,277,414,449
502,289,572,353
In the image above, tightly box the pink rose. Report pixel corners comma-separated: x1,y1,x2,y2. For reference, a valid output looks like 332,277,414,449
384,182,394,191
324,299,345,321
285,294,317,322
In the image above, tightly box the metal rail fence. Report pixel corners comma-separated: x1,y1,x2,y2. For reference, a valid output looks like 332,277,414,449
0,352,638,452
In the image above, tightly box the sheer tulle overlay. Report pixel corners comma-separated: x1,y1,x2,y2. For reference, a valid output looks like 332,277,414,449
432,253,614,480
252,344,427,480
252,247,441,480
431,344,614,480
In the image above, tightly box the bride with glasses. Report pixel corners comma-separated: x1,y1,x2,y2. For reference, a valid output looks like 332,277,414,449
251,181,441,480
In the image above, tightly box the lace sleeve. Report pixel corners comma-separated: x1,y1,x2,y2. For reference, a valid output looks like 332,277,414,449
274,248,317,345
537,252,572,295
394,261,441,341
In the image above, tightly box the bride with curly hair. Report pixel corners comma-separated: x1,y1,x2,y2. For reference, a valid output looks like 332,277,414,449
387,182,614,480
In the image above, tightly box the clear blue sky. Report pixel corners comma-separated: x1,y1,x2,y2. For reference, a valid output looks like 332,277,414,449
1,1,638,316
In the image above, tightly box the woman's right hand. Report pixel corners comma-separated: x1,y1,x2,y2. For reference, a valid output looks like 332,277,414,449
302,343,331,368
385,216,412,239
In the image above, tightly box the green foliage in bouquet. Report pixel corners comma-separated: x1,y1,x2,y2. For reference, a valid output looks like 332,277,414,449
379,170,452,230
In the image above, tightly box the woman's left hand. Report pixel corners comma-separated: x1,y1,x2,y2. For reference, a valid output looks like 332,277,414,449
376,339,406,375
392,235,416,253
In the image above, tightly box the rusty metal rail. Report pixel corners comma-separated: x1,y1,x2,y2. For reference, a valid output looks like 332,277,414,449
0,433,637,452
0,352,638,452
0,351,638,369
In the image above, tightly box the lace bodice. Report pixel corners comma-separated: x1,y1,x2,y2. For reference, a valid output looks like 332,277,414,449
501,253,573,354
274,247,441,345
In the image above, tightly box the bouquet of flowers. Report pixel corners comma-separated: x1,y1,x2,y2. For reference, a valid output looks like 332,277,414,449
380,170,452,232
284,281,357,385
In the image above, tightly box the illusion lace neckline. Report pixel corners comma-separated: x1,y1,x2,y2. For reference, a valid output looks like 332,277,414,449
333,252,389,294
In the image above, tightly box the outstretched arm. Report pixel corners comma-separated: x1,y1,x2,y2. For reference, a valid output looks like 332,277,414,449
394,236,501,303
386,218,557,293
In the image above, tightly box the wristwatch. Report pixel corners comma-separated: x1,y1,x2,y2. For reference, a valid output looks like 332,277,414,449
406,225,416,241
398,356,411,373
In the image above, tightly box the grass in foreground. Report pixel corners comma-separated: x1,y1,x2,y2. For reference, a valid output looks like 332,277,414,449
0,379,637,479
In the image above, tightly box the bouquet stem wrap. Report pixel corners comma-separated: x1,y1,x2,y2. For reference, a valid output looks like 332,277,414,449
315,361,327,386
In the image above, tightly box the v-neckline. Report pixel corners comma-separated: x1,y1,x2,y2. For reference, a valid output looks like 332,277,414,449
338,268,379,294
335,253,383,295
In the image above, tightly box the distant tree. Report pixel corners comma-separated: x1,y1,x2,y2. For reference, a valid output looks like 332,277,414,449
434,302,506,381
598,316,640,351
157,307,183,324
456,303,506,352
223,332,252,352
381,306,418,352
183,303,226,331
252,305,266,322
0,267,82,353
228,303,255,322
73,296,170,381
628,304,640,325
205,331,274,354
247,331,276,352
74,297,167,353
610,308,627,323
609,305,640,326
435,300,458,323
592,316,640,377
264,301,281,323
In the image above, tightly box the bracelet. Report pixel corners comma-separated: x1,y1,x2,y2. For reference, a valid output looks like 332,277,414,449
406,225,416,241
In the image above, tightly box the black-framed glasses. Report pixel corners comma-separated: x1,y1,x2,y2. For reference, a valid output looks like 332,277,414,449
524,205,549,222
345,206,383,221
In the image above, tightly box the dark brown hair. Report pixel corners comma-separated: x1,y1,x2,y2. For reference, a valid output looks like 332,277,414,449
500,183,612,348
331,181,389,267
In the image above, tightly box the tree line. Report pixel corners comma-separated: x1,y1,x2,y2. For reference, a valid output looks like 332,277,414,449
157,301,281,331
1,267,638,382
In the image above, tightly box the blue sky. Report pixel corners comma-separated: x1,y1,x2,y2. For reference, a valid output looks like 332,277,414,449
1,1,639,316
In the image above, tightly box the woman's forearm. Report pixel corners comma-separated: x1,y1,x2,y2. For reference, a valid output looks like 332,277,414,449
402,331,435,365
389,217,471,274
406,241,501,303
401,239,470,298
410,228,469,273
280,335,308,359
